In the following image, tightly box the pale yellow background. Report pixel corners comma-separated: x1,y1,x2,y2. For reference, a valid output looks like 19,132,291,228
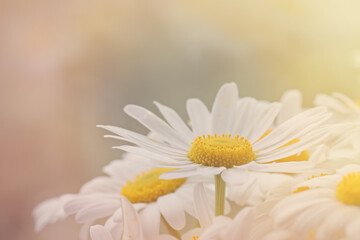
1,1,360,239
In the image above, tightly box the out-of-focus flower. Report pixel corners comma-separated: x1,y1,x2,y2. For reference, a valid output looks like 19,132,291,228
64,154,205,240
271,164,360,240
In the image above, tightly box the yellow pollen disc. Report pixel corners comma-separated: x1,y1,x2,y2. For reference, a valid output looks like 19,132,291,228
188,133,256,168
336,171,360,206
121,168,185,203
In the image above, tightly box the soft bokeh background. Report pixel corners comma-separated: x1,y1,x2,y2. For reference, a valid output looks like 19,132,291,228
2,1,360,239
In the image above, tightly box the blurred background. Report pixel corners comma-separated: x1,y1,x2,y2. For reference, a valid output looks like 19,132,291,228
1,0,360,239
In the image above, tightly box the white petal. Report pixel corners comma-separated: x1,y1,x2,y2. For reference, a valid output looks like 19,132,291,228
345,215,360,239
316,206,355,240
247,102,281,142
276,89,303,125
121,196,143,240
253,107,329,151
114,145,187,164
90,225,113,240
221,168,250,184
98,125,186,155
186,98,211,135
231,97,257,135
33,194,74,231
272,189,333,228
80,221,94,240
80,177,121,194
210,82,238,134
139,203,160,240
194,183,213,229
124,104,189,150
75,200,120,223
154,101,194,143
333,92,360,111
157,193,186,230
224,207,255,240
104,210,123,240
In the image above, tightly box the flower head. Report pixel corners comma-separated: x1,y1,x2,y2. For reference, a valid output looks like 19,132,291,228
99,83,332,180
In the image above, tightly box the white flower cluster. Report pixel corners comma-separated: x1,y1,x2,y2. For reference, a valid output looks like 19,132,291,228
33,83,360,240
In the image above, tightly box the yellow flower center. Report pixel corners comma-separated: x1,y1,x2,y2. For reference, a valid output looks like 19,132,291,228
188,134,256,168
121,168,186,203
336,171,360,206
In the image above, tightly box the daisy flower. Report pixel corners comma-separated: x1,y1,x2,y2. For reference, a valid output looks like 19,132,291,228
64,154,207,240
99,83,331,178
99,82,332,215
271,164,360,240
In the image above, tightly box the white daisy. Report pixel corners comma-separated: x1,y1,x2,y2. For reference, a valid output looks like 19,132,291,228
64,155,205,240
99,82,332,180
271,164,360,240
98,82,332,216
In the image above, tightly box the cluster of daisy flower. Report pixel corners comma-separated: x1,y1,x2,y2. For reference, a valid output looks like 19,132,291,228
33,83,360,240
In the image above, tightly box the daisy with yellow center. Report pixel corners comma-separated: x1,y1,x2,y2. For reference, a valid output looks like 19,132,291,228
271,164,360,240
63,154,199,240
99,82,332,215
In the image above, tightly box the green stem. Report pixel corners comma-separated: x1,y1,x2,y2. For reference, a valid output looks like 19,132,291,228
214,174,226,216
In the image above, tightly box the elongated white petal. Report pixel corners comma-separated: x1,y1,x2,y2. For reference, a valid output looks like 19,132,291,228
98,125,187,154
276,89,302,125
139,203,160,240
211,82,238,134
154,101,194,143
186,98,211,135
124,105,189,150
194,183,213,229
224,207,255,240
248,103,281,142
157,193,186,230
121,196,143,240
75,200,120,223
